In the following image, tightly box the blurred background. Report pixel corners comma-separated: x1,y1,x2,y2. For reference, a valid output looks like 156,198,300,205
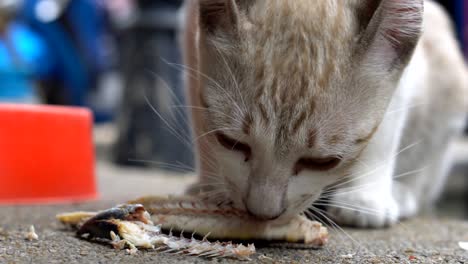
0,0,466,217
0,0,194,170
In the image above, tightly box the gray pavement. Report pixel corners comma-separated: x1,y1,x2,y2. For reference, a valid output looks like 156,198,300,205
1,162,468,264
1,203,468,263
1,128,468,263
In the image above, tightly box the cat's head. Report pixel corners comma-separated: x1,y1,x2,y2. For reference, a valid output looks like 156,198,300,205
195,0,423,220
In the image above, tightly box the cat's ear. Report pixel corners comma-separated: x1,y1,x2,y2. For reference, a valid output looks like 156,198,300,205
199,0,242,34
358,0,424,70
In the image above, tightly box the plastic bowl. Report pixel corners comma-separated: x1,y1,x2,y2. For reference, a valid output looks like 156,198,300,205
0,104,98,204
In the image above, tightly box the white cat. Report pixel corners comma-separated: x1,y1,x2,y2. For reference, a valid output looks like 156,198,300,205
182,0,467,228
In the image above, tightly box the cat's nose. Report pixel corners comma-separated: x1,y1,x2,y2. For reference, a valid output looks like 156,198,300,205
245,186,286,220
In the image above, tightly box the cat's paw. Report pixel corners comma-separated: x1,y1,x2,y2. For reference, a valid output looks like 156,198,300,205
327,191,399,228
393,181,418,219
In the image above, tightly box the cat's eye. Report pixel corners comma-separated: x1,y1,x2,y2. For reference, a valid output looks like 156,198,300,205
216,132,251,162
294,156,341,174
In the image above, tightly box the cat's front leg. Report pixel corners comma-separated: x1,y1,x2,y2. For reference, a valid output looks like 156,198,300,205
328,171,417,227
327,105,409,228
327,162,400,228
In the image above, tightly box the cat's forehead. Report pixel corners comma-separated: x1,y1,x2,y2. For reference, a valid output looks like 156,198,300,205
232,1,360,101
233,2,359,128
240,1,359,62
243,1,358,36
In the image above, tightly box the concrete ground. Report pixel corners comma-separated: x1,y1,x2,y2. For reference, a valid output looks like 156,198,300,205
1,127,468,263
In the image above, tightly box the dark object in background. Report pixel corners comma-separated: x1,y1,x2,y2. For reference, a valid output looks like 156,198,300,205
113,0,194,172
22,0,112,108
436,1,468,133
436,1,465,44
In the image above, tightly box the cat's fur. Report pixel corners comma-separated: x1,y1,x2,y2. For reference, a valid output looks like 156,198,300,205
182,0,467,227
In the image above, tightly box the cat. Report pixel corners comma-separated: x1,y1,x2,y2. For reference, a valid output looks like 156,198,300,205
181,0,467,228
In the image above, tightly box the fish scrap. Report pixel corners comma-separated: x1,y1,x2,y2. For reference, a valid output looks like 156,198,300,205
57,196,328,260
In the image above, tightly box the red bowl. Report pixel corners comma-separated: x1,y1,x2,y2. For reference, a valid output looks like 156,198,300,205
0,104,98,204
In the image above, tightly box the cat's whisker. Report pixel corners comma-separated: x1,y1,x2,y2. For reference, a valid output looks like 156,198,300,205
213,45,247,112
354,157,371,170
325,162,388,192
127,159,193,172
171,105,239,123
190,182,226,188
394,140,423,158
146,70,192,128
124,160,222,185
313,202,383,216
196,176,226,188
162,60,223,93
172,160,194,172
385,102,428,116
328,140,423,190
192,128,237,144
304,210,346,251
224,177,242,195
142,94,220,172
321,167,426,197
307,206,367,255
315,204,413,236
314,198,413,234
193,178,227,193
144,94,193,149
197,185,227,195
163,60,243,116
144,73,219,173
196,147,220,172
392,166,428,179
198,189,229,202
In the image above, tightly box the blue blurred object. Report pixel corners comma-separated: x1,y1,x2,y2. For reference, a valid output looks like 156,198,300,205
21,0,112,109
0,21,52,103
